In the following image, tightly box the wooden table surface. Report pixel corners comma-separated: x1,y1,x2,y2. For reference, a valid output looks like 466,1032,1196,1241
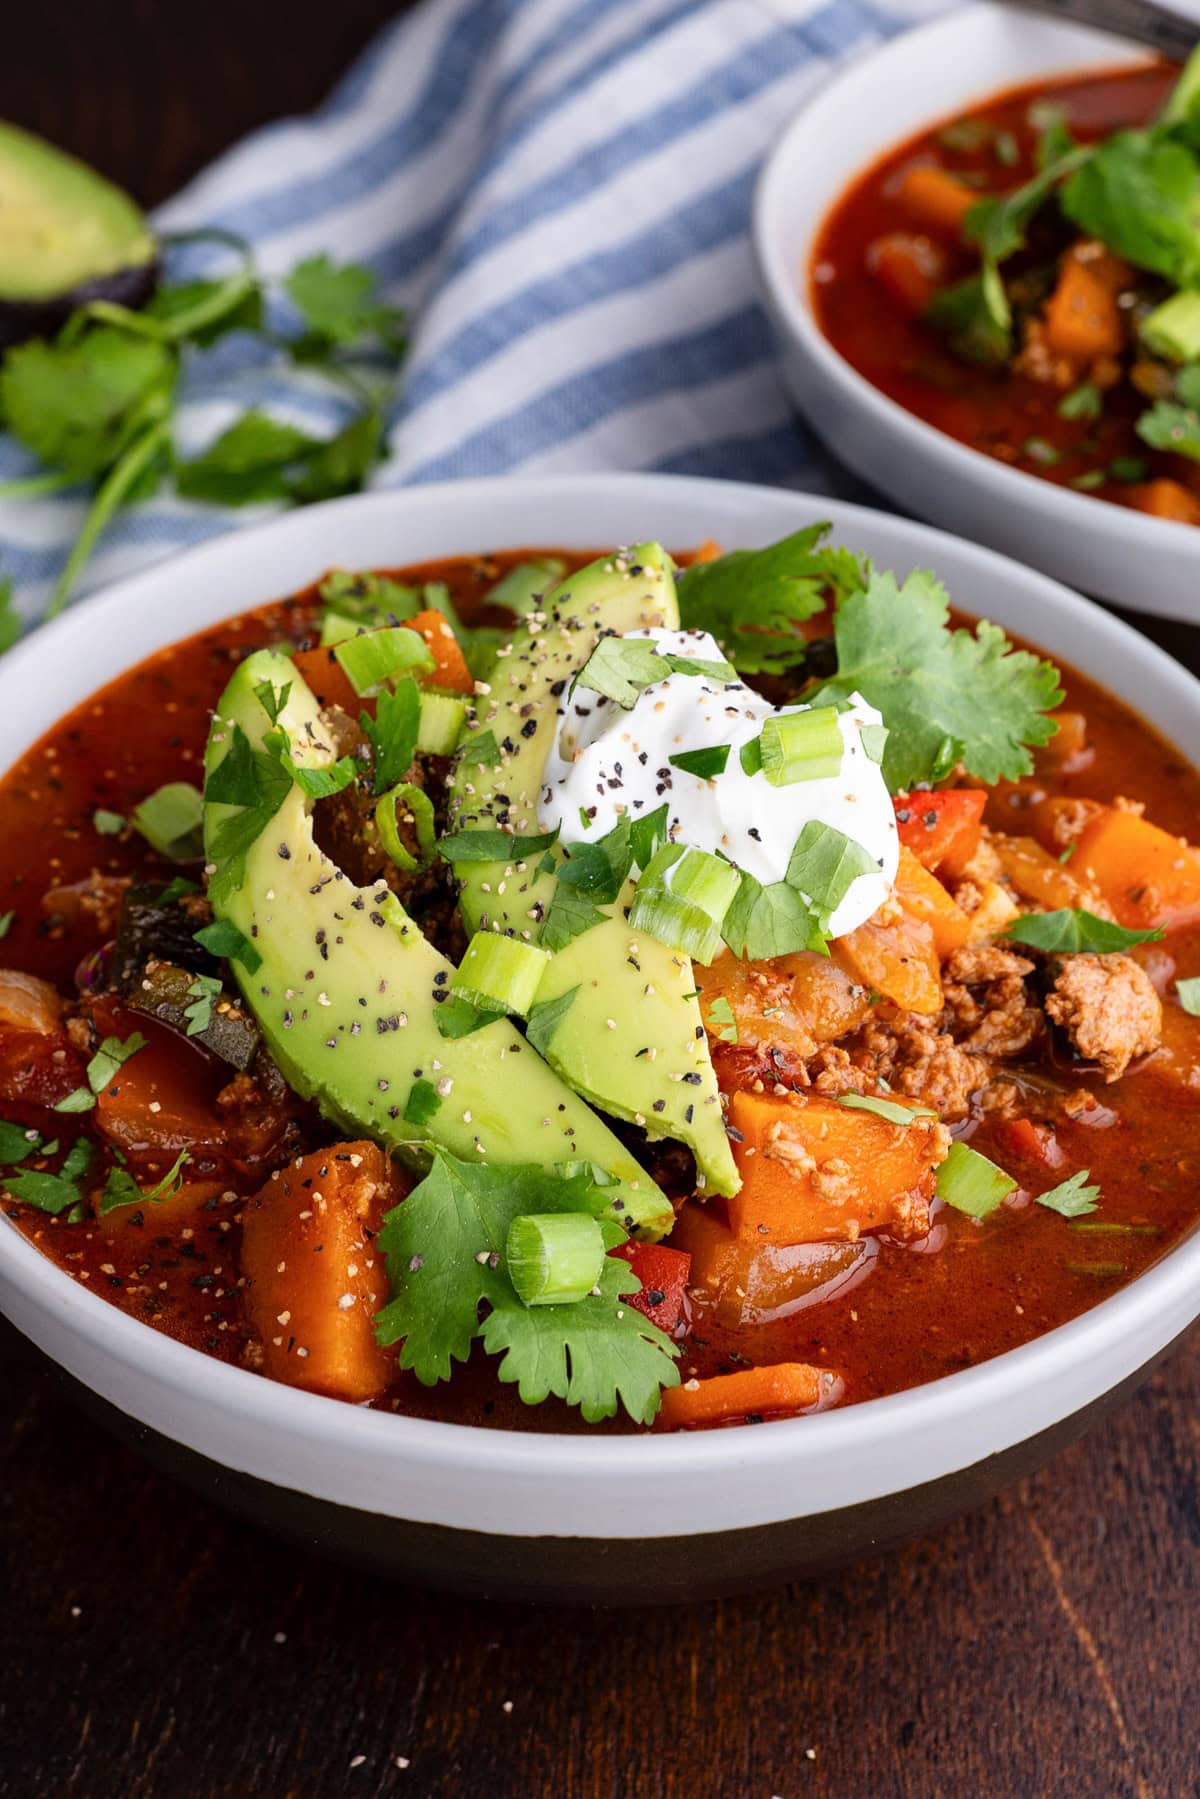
2,7,1198,1796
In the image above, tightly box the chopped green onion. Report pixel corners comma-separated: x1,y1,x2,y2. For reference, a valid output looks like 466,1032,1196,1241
1109,456,1147,484
1058,382,1102,421
506,1211,606,1307
935,1140,1017,1218
484,558,566,614
1070,470,1106,491
131,782,205,861
93,809,126,835
1068,1220,1160,1236
1023,436,1059,466
837,1093,936,1127
334,625,436,696
416,690,467,756
739,737,763,777
375,782,436,872
628,843,741,965
319,610,361,647
450,931,551,1018
1139,290,1200,363
1066,1262,1125,1278
758,707,843,787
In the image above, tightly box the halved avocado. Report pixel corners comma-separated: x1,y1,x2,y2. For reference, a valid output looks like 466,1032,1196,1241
0,122,157,347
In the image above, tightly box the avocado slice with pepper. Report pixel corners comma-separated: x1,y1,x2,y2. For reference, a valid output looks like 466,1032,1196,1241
448,546,740,1198
201,648,672,1237
0,122,157,347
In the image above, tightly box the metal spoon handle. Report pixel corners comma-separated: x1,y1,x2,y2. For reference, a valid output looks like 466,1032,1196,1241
1006,0,1197,60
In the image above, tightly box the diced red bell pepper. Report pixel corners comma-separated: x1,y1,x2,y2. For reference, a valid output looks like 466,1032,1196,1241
992,1117,1065,1176
0,1027,87,1119
609,1240,691,1334
893,789,986,879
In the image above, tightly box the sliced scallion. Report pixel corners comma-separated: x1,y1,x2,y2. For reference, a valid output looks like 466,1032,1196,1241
131,782,205,861
758,707,843,788
334,625,436,696
319,610,361,647
375,782,436,872
450,930,551,1017
416,690,467,756
506,1212,606,1307
628,843,740,965
935,1140,1016,1219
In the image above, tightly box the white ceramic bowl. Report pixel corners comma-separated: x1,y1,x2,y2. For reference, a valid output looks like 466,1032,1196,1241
752,3,1200,622
2,474,1198,1602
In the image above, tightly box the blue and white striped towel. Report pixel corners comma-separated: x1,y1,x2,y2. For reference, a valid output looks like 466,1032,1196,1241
0,0,954,623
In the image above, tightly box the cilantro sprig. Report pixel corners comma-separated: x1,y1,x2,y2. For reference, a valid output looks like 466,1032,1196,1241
677,525,867,673
374,1152,679,1423
1003,909,1163,955
0,237,405,621
811,569,1062,791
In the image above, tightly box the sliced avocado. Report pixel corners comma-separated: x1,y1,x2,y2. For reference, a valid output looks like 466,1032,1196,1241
449,546,739,1198
0,122,157,346
202,648,671,1237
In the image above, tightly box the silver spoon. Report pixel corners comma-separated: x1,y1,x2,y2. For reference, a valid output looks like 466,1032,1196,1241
1007,0,1197,59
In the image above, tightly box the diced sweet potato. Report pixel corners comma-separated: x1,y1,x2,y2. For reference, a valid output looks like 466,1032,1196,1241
1042,246,1126,362
894,845,972,957
670,1201,869,1328
990,832,1101,914
1124,479,1200,526
695,948,872,1064
240,1141,404,1403
726,1090,946,1246
291,644,360,714
866,232,949,314
1074,807,1200,931
657,1362,835,1430
894,164,980,237
406,608,474,695
832,904,943,1015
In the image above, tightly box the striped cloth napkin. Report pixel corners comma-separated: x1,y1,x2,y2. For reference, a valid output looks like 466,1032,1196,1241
0,0,953,623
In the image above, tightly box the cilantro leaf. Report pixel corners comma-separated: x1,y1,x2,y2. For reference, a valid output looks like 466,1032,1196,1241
785,822,877,935
669,745,730,779
676,526,868,674
722,871,824,960
629,803,669,873
838,1093,936,1126
184,974,223,1037
813,570,1062,789
56,1031,148,1113
1003,908,1164,954
3,1136,92,1214
434,995,505,1038
99,1148,190,1216
526,987,579,1058
283,407,385,504
925,266,1011,366
554,818,633,904
175,411,322,506
573,638,733,709
1035,1170,1101,1217
481,1252,678,1425
193,918,262,974
284,254,405,358
1061,131,1200,284
1136,398,1200,461
438,827,559,864
362,679,420,795
706,994,738,1043
374,1152,677,1421
0,1120,43,1163
0,327,175,479
457,728,500,768
402,1079,442,1128
540,886,607,951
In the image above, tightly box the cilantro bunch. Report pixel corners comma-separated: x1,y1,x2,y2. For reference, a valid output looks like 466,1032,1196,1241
0,237,406,620
374,1151,680,1424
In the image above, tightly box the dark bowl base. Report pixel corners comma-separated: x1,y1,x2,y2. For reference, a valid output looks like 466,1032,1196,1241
46,1334,1183,1606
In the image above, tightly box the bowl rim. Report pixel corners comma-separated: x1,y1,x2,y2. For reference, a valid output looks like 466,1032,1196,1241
750,1,1200,555
1,471,1198,1520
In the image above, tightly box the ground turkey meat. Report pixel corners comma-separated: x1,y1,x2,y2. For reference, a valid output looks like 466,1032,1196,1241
1045,953,1162,1082
942,944,1044,1058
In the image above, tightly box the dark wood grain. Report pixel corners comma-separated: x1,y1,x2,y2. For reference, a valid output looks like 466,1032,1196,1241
1,7,1199,1797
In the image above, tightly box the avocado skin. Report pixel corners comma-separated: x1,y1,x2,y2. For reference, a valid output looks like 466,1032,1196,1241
449,546,740,1198
0,261,159,351
202,649,672,1237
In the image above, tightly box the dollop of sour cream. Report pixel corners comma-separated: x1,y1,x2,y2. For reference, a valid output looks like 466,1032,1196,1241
539,628,898,939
